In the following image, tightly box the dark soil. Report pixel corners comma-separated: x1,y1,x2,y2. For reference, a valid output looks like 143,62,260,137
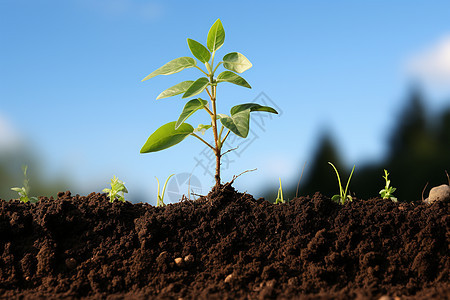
0,185,448,299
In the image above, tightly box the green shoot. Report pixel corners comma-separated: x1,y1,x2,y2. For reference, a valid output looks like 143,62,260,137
155,174,174,207
275,178,285,204
10,165,39,203
103,175,128,203
328,162,355,205
379,169,397,202
140,19,278,188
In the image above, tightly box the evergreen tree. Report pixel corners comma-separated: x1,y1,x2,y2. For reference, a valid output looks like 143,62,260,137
295,131,345,198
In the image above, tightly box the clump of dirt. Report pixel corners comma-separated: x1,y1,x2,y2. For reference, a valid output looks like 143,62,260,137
0,186,448,299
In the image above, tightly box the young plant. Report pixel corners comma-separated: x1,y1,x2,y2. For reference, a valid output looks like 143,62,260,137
103,176,128,203
140,19,278,188
328,162,355,205
10,165,39,203
379,169,397,202
155,174,174,207
275,178,285,204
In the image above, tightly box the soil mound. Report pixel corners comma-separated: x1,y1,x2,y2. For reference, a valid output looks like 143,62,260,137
0,185,448,299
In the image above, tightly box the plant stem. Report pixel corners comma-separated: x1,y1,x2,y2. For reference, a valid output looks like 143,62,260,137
212,62,223,74
203,106,213,116
221,129,231,145
194,65,208,76
211,85,221,187
205,87,213,99
218,125,224,143
191,133,215,151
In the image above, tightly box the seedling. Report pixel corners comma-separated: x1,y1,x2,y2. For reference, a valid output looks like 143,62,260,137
140,19,278,188
155,174,174,207
10,165,38,203
102,176,128,203
328,162,355,205
275,178,285,204
379,169,397,202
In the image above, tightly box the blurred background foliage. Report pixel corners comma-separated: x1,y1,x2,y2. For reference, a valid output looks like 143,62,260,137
264,86,450,202
0,150,69,201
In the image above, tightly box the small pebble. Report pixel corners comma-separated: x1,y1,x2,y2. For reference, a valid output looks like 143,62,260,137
288,277,299,285
224,274,233,283
174,257,184,267
266,279,276,288
425,184,450,204
65,258,77,270
184,254,194,264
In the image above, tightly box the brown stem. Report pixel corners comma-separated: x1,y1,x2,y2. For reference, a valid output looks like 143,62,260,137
210,84,221,187
191,133,215,151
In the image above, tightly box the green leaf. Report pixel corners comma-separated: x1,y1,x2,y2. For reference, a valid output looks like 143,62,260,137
223,52,252,73
176,98,208,129
331,195,341,204
230,103,278,115
182,77,209,98
219,109,251,138
187,39,211,63
194,124,212,135
156,81,194,100
216,113,228,119
140,121,194,153
11,187,24,193
207,19,225,52
216,71,251,88
142,57,197,82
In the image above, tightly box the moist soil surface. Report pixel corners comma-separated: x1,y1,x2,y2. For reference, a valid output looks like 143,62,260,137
0,184,448,299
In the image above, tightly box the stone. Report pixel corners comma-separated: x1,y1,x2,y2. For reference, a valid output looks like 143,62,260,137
425,184,450,204
184,254,194,265
224,274,233,283
65,258,77,270
174,257,184,267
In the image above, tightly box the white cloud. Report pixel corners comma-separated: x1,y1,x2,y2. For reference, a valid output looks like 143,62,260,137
0,114,22,153
407,36,450,87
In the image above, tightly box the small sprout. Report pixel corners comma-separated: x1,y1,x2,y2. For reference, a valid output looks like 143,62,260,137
328,162,355,205
11,165,39,203
156,174,174,207
379,169,397,202
275,178,285,204
102,175,128,203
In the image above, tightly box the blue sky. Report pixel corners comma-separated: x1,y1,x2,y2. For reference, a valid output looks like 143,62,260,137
1,0,450,203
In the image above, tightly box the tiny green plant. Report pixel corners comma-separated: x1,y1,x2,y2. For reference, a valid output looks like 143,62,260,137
328,162,355,205
379,169,397,202
10,165,38,203
155,174,174,207
275,178,285,204
102,176,128,203
140,19,278,188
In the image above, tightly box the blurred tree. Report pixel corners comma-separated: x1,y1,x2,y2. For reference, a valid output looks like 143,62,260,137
352,87,449,201
296,132,346,198
0,149,69,201
438,109,450,154
263,87,450,202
